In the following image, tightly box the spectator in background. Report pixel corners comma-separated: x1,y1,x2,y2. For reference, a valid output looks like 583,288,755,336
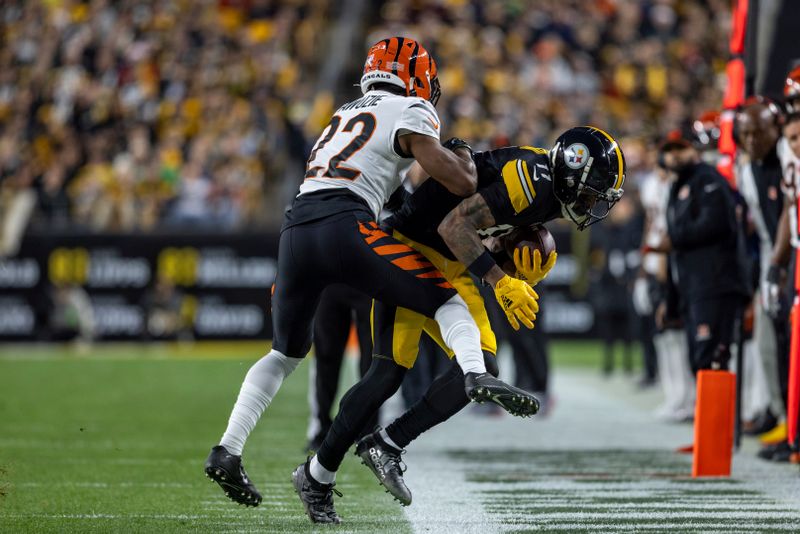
368,0,729,152
142,275,191,341
734,99,787,440
49,283,95,348
658,129,749,374
1,1,731,237
589,194,643,377
0,162,36,257
1,0,333,235
486,284,553,413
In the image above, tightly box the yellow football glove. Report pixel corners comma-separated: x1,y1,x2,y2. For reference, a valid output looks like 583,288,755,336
513,247,557,286
494,275,539,331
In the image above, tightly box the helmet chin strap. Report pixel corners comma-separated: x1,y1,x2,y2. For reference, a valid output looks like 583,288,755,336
561,202,590,230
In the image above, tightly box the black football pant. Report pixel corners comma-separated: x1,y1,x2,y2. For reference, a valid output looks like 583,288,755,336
271,210,456,358
683,295,741,374
310,284,373,446
315,349,498,471
400,334,451,407
775,250,795,412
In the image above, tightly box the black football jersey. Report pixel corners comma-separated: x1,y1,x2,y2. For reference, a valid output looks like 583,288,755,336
388,146,562,259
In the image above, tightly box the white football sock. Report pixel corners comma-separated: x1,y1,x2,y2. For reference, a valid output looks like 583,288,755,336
219,350,302,456
309,455,336,484
434,295,486,374
379,428,402,450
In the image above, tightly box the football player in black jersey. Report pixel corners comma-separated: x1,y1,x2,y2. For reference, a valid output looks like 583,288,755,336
305,126,625,512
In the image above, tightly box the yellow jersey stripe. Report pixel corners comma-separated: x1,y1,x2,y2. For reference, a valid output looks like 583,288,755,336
517,159,536,202
502,160,533,214
587,126,624,190
520,145,548,155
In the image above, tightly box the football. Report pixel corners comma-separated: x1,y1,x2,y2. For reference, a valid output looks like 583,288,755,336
501,225,557,273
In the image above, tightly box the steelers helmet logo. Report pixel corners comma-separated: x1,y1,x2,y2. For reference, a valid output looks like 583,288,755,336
564,143,589,169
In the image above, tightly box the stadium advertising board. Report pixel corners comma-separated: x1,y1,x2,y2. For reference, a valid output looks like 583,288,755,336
0,229,596,341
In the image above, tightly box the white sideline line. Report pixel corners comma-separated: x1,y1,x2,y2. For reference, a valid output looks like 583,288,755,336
523,523,800,531
402,451,497,534
498,510,800,520
398,368,800,532
488,502,797,511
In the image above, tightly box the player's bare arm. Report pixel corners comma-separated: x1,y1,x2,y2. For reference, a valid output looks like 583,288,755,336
438,193,506,286
400,133,477,197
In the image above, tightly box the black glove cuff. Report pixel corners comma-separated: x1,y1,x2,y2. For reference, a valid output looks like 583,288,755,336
766,264,783,284
467,250,497,280
442,137,474,156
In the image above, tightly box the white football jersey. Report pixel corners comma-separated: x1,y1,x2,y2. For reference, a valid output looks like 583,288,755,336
777,136,800,247
638,170,669,276
299,90,440,218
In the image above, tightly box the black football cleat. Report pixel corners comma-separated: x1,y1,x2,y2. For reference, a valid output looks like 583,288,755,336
291,459,342,524
356,430,411,506
757,441,792,462
464,372,540,417
204,445,262,507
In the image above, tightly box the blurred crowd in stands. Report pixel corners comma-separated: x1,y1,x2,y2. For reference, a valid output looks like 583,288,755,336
0,0,729,248
0,0,331,254
369,0,730,150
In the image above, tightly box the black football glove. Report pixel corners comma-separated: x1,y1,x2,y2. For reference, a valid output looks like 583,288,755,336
442,137,473,157
764,264,785,319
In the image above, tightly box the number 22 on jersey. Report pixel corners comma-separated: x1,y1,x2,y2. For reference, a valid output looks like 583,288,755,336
305,113,377,180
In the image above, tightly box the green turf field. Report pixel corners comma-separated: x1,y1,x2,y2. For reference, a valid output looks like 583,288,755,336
2,341,798,533
0,346,411,533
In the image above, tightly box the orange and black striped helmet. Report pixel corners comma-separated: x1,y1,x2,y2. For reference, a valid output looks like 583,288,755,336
785,65,800,112
360,37,441,106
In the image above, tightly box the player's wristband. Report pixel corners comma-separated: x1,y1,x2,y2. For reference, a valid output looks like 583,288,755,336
467,250,496,280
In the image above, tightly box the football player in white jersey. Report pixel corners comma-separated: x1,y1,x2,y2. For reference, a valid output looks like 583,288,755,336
203,37,540,519
768,66,800,305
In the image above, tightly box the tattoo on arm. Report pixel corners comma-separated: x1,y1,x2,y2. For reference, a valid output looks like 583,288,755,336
438,193,496,266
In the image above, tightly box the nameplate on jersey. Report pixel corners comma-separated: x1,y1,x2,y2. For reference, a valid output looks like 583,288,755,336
477,224,515,238
339,94,388,111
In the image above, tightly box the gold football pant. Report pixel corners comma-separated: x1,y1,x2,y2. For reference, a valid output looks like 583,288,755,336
372,230,497,368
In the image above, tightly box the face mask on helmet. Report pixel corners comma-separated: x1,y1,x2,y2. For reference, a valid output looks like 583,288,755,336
428,76,441,107
561,183,622,230
550,126,626,231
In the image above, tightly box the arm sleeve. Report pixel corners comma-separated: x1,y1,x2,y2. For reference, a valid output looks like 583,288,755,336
394,99,441,141
667,177,734,249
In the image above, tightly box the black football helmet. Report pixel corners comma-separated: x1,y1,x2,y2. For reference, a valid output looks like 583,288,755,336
549,126,625,230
